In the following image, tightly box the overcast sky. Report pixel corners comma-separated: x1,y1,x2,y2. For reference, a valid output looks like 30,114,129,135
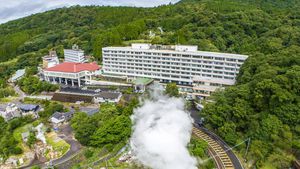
0,0,180,24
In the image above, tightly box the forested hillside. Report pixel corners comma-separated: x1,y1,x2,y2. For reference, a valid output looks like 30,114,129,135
0,0,299,168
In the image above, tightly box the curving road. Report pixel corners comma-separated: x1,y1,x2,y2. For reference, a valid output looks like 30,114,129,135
190,107,243,169
21,124,82,169
193,126,243,169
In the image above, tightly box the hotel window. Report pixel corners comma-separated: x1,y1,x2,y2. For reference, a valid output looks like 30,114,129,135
193,55,202,59
203,56,213,59
215,57,224,60
226,58,236,62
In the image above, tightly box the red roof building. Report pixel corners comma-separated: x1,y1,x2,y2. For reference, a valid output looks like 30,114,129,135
43,62,100,87
46,62,100,73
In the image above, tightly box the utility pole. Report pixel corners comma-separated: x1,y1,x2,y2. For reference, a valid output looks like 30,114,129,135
203,137,251,162
244,138,251,161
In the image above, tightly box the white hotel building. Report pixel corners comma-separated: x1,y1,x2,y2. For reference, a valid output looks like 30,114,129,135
64,44,86,63
102,44,248,98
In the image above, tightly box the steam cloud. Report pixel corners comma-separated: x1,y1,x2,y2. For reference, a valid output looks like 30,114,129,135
130,84,197,169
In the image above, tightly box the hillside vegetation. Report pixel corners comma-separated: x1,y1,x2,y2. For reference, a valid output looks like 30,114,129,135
0,0,299,168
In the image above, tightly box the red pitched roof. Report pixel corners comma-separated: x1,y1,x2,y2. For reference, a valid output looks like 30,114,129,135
45,62,100,73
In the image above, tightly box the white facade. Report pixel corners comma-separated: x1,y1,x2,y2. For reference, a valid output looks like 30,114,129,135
0,103,21,121
64,45,86,63
43,56,59,68
42,51,59,68
43,62,99,87
43,70,94,87
94,92,122,103
102,43,248,97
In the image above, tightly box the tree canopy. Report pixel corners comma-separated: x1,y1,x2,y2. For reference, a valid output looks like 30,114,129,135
0,0,299,167
165,82,180,97
71,98,138,150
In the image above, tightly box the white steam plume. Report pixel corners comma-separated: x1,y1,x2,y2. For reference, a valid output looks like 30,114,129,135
130,84,197,169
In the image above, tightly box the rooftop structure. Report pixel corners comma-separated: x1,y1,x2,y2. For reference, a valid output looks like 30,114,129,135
132,77,154,92
0,103,21,121
52,93,94,103
18,104,39,112
50,111,74,125
79,107,99,116
9,69,25,82
43,62,100,87
102,43,248,98
64,44,86,63
94,91,122,103
52,87,122,103
42,50,59,69
46,62,99,73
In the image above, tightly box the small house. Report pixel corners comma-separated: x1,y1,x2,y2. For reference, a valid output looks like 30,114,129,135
18,104,39,118
94,91,122,103
50,111,74,125
18,104,39,113
0,103,21,121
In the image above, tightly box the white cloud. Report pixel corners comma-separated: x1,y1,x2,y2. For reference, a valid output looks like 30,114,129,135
0,0,180,24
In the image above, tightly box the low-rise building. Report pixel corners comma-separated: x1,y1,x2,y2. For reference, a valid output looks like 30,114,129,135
18,104,40,118
50,111,74,125
0,103,40,121
0,103,21,121
9,69,25,83
94,91,122,103
51,87,122,103
43,62,100,87
79,107,99,116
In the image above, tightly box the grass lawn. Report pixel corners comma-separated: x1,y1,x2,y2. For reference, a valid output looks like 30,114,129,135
46,132,70,159
0,96,19,103
11,124,34,166
261,163,276,169
13,124,33,142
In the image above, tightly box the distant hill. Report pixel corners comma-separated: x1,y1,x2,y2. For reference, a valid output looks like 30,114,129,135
0,0,299,62
0,1,299,167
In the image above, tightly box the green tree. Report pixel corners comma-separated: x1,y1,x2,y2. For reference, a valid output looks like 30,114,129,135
71,112,97,146
91,115,131,149
165,83,179,97
189,138,208,157
27,132,37,148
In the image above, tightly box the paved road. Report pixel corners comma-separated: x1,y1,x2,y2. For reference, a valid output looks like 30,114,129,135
190,105,243,169
10,83,26,100
50,124,82,167
22,124,82,169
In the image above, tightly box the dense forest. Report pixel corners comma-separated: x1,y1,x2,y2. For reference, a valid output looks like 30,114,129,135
0,0,299,168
